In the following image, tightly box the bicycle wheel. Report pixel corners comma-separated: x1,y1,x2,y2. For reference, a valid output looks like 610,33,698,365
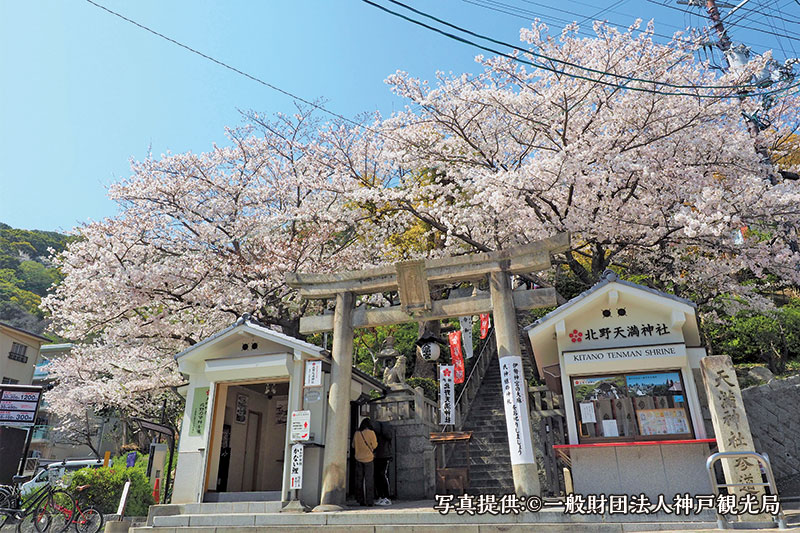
16,511,46,533
33,490,74,533
72,507,102,533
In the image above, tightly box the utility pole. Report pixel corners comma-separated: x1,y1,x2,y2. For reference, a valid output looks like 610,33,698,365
704,0,732,52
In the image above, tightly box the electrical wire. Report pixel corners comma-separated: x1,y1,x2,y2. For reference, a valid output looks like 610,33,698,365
367,0,799,96
650,0,800,42
83,0,378,134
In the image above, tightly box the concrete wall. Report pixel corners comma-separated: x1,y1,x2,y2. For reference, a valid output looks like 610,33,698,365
741,375,800,496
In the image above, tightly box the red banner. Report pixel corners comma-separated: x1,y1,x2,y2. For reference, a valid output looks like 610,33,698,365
449,330,465,384
479,313,491,339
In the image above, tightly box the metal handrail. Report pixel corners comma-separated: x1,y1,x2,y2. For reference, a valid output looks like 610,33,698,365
440,327,495,431
455,328,495,409
706,450,788,530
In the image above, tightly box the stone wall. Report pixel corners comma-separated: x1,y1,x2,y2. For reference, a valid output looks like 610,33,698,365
391,419,437,500
741,375,800,495
368,385,438,501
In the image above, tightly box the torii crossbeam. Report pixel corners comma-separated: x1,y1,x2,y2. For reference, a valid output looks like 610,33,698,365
286,233,570,510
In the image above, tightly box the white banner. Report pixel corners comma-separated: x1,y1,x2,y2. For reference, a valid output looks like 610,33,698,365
499,356,535,465
290,443,303,489
439,365,455,425
460,316,474,359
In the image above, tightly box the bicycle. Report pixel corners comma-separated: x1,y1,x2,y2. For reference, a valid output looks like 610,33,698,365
67,486,103,533
0,474,76,533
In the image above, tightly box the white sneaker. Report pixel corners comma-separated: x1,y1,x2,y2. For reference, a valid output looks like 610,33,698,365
376,498,391,506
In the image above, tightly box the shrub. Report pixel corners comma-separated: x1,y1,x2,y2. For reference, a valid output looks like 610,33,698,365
407,377,438,400
67,454,154,516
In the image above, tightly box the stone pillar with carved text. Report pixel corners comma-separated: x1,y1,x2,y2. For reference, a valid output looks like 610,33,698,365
700,355,766,504
490,270,541,497
314,291,354,511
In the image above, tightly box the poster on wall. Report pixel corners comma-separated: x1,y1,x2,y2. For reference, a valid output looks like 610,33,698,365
235,393,248,424
275,398,288,424
637,408,690,435
290,410,311,441
304,360,322,387
189,387,209,436
499,356,535,465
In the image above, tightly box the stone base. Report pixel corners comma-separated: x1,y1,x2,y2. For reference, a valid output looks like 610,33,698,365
311,503,344,512
104,520,131,533
281,499,311,513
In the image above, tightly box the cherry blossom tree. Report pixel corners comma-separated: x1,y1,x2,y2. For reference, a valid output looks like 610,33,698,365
345,21,800,307
42,108,375,419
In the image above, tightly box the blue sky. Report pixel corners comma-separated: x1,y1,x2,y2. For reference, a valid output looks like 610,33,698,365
2,1,797,233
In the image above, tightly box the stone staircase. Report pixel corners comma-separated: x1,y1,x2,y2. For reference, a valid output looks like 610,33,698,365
454,358,514,495
130,500,722,532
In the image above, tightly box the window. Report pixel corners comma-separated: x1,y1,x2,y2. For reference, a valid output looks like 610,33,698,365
9,342,28,363
572,370,693,442
2,377,20,384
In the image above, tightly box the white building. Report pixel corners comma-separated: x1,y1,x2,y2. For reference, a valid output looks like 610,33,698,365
171,315,384,506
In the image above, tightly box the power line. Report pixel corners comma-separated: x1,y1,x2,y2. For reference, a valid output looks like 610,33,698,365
83,0,374,133
649,0,800,42
366,0,799,96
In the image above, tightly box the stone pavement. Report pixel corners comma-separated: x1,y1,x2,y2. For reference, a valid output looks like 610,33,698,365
127,499,800,532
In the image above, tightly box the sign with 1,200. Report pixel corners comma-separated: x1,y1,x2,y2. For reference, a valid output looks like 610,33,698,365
0,384,43,427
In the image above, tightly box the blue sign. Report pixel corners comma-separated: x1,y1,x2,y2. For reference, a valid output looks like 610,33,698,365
126,451,137,468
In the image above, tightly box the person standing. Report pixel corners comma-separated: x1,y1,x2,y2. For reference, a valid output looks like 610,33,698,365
373,420,393,506
352,417,377,506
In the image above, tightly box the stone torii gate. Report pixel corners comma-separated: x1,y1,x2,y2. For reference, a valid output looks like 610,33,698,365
286,233,570,511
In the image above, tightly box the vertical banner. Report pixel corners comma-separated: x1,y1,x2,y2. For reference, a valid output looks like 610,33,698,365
459,316,474,359
499,356,535,464
439,365,455,425
448,331,465,384
479,313,491,339
290,443,304,489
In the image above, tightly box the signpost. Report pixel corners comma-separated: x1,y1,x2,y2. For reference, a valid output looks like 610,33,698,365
0,384,43,477
282,412,312,513
132,417,176,505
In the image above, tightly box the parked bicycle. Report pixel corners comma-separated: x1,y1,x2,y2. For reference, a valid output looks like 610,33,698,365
67,486,103,533
0,474,76,533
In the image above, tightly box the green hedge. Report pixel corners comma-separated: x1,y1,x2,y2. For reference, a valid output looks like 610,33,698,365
66,453,154,516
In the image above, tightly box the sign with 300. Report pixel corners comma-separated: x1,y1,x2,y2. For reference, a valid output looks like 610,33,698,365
0,385,42,428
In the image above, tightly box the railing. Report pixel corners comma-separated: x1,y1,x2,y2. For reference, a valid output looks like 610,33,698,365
30,424,51,441
706,451,788,530
439,329,496,431
370,386,439,426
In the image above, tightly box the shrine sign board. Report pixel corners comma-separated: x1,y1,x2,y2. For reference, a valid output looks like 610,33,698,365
700,355,765,500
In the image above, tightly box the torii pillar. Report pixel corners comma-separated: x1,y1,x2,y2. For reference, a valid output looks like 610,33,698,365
287,233,569,508
315,291,355,511
490,269,540,496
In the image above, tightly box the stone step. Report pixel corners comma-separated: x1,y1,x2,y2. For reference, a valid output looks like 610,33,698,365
136,504,721,531
133,523,719,533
